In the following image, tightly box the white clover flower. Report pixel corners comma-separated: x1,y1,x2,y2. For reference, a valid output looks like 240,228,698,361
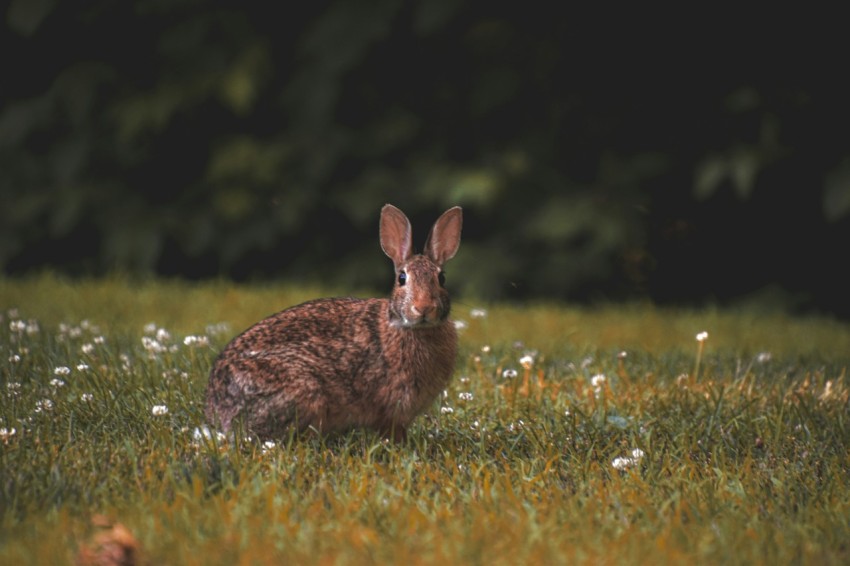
612,448,645,470
141,337,165,354
54,366,71,376
519,354,534,369
502,368,518,379
591,374,606,388
156,328,171,342
183,335,210,347
696,331,709,342
80,393,94,402
81,343,95,355
440,406,454,414
453,319,468,330
76,363,90,372
151,405,169,416
34,399,54,413
470,308,488,319
192,426,226,442
50,379,66,388
458,392,474,401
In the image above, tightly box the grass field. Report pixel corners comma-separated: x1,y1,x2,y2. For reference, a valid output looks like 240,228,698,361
2,274,849,565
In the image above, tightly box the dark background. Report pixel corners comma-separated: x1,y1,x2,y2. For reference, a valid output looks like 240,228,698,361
2,1,849,318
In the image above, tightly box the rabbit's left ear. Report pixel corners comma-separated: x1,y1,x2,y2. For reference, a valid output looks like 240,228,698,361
424,207,462,266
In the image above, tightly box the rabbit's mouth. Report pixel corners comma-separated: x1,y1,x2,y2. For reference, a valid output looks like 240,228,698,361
389,309,447,329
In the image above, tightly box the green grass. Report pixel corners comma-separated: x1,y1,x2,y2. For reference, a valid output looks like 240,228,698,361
2,274,850,564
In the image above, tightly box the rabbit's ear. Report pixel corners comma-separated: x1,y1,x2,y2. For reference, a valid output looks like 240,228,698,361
380,204,414,266
424,206,462,266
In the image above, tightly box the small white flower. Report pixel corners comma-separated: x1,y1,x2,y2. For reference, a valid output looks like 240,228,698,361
8,354,21,364
25,320,40,335
93,336,105,345
458,392,474,401
50,378,66,388
7,382,21,394
453,319,468,330
696,331,709,342
519,355,534,369
151,405,169,416
192,426,226,442
35,399,54,413
141,337,165,354
612,448,645,470
440,406,454,414
156,328,171,342
54,366,71,376
502,368,518,379
81,343,95,355
9,320,27,333
80,393,94,402
481,345,491,354
262,440,277,453
0,427,16,440
591,374,606,388
756,352,772,363
76,363,90,372
183,335,210,347
470,308,488,319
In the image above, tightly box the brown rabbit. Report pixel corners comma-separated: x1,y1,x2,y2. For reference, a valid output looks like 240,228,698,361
204,204,463,442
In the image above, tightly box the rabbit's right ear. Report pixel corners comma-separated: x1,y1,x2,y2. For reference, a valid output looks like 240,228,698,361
380,204,413,266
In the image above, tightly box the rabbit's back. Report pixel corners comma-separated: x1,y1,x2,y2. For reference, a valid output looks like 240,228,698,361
205,297,456,438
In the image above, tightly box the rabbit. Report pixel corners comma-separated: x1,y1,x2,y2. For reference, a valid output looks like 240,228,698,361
204,204,463,442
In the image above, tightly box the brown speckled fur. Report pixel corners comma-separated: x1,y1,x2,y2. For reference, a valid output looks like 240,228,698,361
205,205,462,441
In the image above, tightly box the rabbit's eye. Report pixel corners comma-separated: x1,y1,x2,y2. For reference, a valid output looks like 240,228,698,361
398,271,407,286
438,271,446,286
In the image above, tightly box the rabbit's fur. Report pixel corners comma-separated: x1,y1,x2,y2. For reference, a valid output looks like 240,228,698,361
205,204,463,441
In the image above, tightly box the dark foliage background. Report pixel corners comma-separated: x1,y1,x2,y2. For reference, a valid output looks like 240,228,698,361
2,1,849,317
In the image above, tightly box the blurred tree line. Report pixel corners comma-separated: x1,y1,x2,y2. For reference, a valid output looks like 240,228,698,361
2,1,849,317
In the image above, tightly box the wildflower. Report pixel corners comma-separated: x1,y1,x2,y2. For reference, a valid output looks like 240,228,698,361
0,427,16,441
9,320,26,333
183,335,210,347
519,354,534,369
7,382,21,395
453,320,468,330
756,352,772,363
612,448,645,470
192,426,226,442
54,366,71,376
481,345,491,354
50,379,66,388
93,336,105,345
80,393,93,402
262,440,277,453
81,343,95,355
458,392,474,401
77,363,90,372
25,320,40,335
440,406,454,414
34,399,54,413
141,337,165,354
470,308,488,319
591,374,606,388
502,368,518,379
696,331,709,342
151,405,169,416
156,328,171,343
9,354,21,364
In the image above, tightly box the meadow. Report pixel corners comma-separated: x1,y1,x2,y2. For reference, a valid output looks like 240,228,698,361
1,274,849,565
